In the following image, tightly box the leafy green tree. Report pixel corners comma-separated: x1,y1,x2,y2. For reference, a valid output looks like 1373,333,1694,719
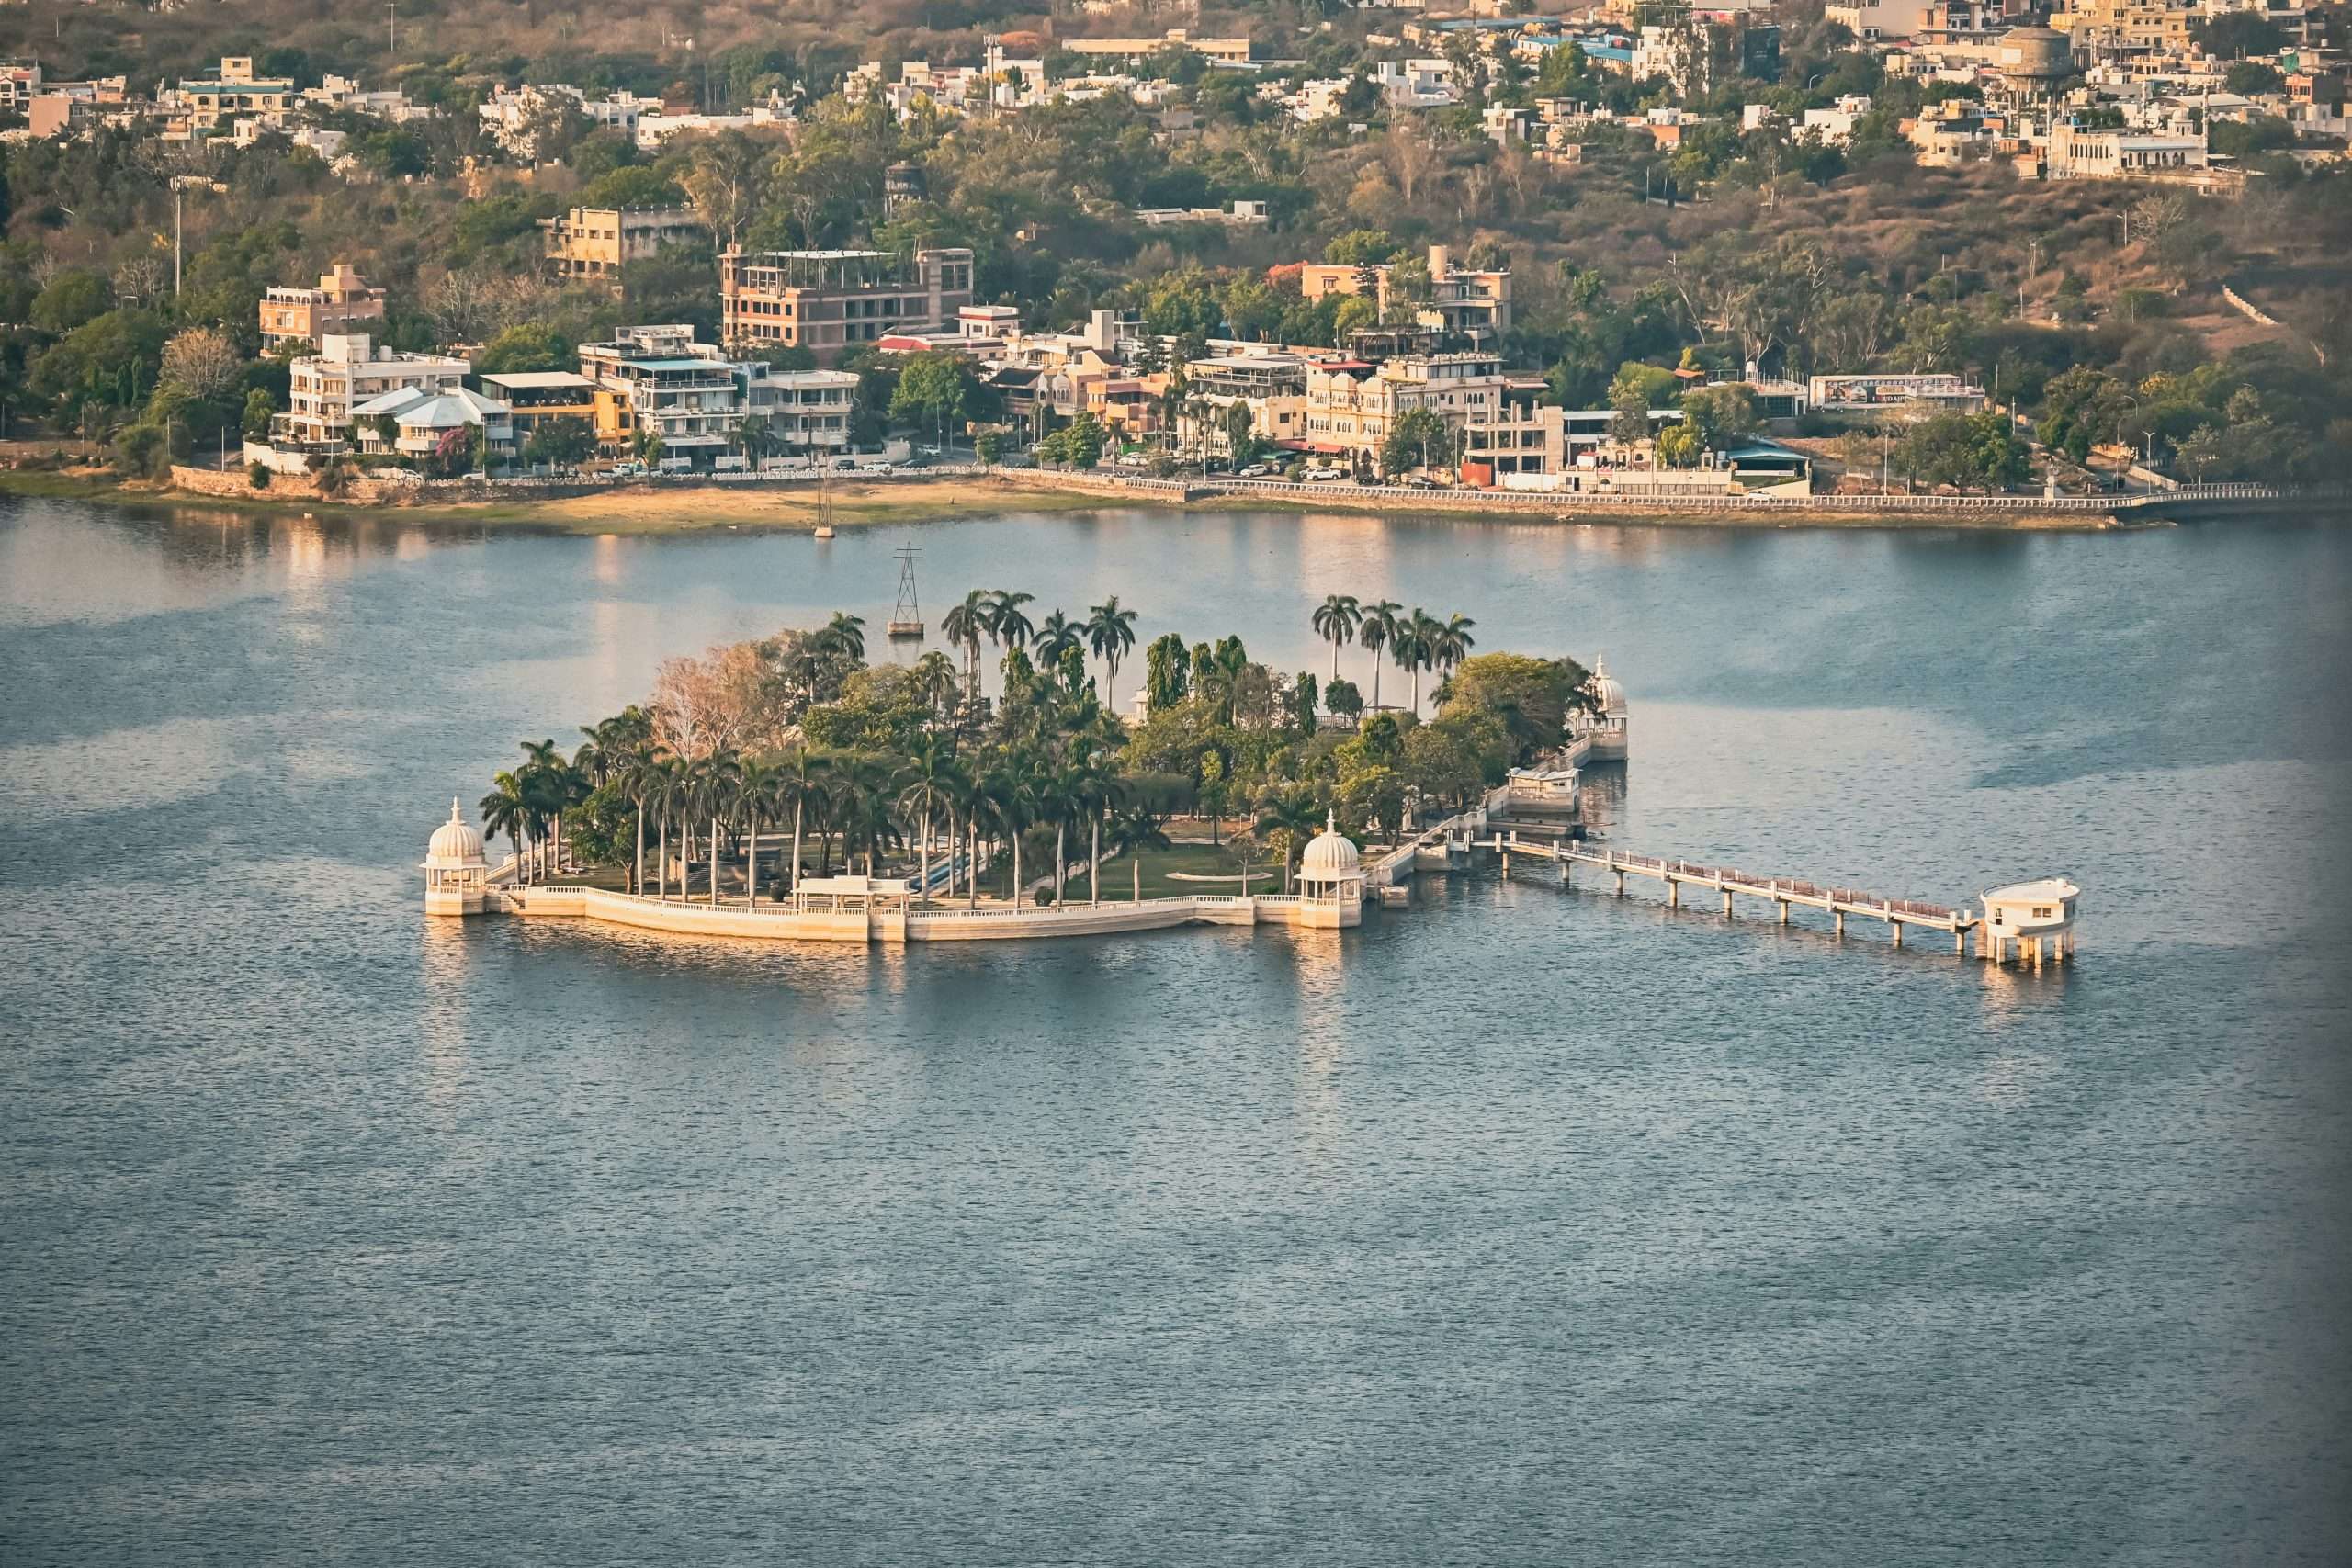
1143,633,1190,711
1676,383,1756,452
1036,411,1107,468
1382,408,1458,476
30,310,169,413
889,350,979,449
2224,61,2285,96
242,388,278,439
2191,11,2285,56
1325,678,1363,722
523,416,595,468
1440,652,1593,761
475,323,574,376
1325,229,1403,266
111,422,170,478
1609,361,1679,444
31,269,110,334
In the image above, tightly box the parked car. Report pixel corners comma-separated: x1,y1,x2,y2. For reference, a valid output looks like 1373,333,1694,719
832,457,859,471
1237,463,1271,478
1304,465,1346,481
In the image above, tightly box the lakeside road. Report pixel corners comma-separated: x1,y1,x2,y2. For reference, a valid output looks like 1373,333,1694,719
3,462,2300,533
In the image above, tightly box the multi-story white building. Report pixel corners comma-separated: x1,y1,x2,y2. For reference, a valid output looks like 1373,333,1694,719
260,334,471,467
578,325,861,463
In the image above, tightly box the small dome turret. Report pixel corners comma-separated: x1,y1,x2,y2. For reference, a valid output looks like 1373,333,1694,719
423,796,488,870
1588,654,1627,718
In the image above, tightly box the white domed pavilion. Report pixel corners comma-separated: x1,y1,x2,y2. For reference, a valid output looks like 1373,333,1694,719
1294,812,1365,925
422,797,490,916
1584,654,1629,760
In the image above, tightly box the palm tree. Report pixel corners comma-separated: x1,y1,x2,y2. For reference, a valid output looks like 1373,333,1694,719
682,750,742,905
1359,600,1403,712
820,612,866,665
574,705,651,790
774,747,831,896
1042,755,1081,906
737,756,778,908
1435,613,1476,685
988,589,1035,655
1034,610,1082,667
480,772,531,881
1083,764,1126,907
645,756,685,899
1107,803,1172,900
1253,786,1324,895
1086,596,1139,708
943,589,991,697
897,734,969,906
832,755,902,876
618,746,669,895
519,738,569,876
1398,608,1442,716
910,651,959,725
1311,593,1363,684
978,753,1040,908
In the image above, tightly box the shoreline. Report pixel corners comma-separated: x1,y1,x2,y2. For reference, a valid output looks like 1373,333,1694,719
6,463,2325,534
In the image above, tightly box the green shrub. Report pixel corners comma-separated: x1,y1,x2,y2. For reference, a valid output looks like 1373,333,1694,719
248,460,271,489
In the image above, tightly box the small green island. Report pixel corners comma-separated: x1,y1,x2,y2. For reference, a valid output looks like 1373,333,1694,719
426,592,1606,943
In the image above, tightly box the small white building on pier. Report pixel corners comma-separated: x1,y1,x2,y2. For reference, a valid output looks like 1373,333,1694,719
1978,877,2079,965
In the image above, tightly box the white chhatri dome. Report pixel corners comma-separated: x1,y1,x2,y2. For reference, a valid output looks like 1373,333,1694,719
1588,654,1627,718
423,796,488,869
1298,811,1362,878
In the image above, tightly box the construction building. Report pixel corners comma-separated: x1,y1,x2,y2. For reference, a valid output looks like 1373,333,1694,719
720,247,977,363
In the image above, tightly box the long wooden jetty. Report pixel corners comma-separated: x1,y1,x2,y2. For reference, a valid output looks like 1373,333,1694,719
1471,829,1977,952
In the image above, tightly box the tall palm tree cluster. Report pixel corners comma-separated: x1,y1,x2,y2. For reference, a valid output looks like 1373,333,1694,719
482,590,1160,912
480,708,653,885
941,588,1138,707
1311,595,1476,716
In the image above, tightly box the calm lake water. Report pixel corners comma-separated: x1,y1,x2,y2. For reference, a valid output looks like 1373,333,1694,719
3,496,2349,1565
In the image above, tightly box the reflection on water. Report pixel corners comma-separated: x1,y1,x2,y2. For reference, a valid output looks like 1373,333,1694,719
3,494,2349,1565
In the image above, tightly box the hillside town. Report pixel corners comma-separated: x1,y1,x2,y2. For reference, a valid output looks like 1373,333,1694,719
3,0,2347,499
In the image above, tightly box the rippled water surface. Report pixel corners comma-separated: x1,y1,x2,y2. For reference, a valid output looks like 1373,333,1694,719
4,498,2350,1565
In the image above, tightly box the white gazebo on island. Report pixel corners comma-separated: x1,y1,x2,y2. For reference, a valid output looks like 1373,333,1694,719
1293,813,1366,919
421,798,490,916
